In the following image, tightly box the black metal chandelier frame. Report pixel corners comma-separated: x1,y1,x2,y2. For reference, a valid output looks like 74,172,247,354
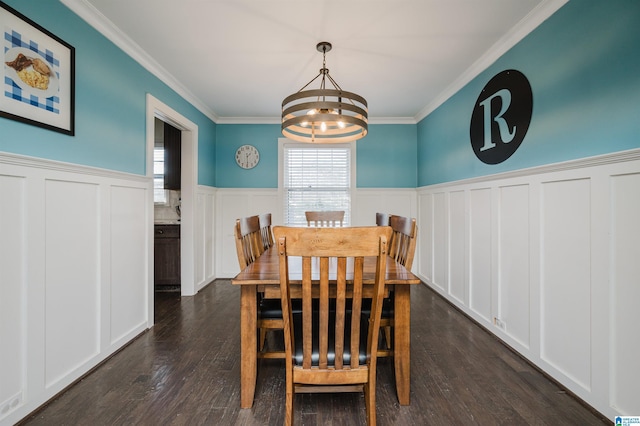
281,42,368,143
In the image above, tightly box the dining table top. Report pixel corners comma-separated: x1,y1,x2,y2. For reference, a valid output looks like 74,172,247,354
231,246,422,286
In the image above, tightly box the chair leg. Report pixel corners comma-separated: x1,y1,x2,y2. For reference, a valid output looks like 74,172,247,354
285,372,294,426
259,327,267,351
383,326,392,350
364,380,377,426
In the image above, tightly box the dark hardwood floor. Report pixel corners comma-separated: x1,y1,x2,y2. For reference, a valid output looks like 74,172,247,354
21,280,610,425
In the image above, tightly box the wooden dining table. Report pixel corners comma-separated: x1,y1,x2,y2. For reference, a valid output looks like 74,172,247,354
231,246,421,408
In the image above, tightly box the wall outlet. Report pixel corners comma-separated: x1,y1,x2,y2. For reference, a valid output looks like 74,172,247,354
494,317,506,331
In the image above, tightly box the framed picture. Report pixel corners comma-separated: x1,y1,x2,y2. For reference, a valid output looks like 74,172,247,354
1,1,74,135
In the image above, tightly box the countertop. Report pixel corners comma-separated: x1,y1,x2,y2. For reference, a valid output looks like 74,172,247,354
154,220,181,225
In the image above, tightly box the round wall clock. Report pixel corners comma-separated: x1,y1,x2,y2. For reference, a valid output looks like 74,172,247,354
235,144,260,169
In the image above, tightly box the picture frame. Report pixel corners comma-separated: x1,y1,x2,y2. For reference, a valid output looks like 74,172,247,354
1,1,75,135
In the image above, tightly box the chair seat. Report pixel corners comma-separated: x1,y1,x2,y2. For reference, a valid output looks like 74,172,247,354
258,298,302,319
258,298,284,319
361,295,394,318
292,307,369,367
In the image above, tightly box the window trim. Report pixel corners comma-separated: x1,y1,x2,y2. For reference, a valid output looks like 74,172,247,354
278,137,356,226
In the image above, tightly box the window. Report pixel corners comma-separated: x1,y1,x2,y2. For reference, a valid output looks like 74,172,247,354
281,142,353,226
154,145,167,204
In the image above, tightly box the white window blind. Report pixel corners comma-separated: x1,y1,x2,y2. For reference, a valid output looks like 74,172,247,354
153,147,167,204
283,145,351,226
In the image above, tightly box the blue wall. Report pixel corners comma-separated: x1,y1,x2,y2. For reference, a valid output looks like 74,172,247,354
417,0,640,186
5,1,637,190
216,124,281,188
215,123,417,188
356,124,417,188
0,0,217,186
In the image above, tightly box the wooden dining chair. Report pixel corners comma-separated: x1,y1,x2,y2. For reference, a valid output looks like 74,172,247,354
305,210,345,227
376,214,417,357
234,215,285,358
273,226,391,426
258,213,274,252
234,215,263,270
388,215,417,271
375,212,389,226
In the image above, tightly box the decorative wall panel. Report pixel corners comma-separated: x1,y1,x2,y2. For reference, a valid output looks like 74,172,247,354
195,187,216,291
0,174,26,416
540,178,591,390
610,172,640,414
418,192,434,283
45,179,100,387
449,190,466,303
110,185,148,344
469,188,492,322
498,184,531,348
432,192,447,291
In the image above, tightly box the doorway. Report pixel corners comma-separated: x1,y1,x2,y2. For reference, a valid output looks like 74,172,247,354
153,118,182,292
146,94,199,326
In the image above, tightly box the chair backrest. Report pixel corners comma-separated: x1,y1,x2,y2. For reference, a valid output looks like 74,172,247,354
258,213,274,251
305,210,345,227
234,215,263,270
375,212,390,226
376,212,395,250
388,215,418,270
273,226,390,377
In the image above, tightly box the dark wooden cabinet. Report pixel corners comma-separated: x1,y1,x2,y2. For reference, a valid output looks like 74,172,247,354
154,224,180,288
163,122,181,190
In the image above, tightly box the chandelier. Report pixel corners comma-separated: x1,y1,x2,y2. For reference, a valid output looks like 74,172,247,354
281,42,368,143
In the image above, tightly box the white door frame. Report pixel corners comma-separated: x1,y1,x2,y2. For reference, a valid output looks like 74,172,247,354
146,94,199,318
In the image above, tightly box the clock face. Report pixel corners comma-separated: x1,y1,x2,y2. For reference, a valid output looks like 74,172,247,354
235,144,260,169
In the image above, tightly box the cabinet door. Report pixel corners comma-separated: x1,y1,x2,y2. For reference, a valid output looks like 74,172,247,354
164,122,181,190
154,225,180,285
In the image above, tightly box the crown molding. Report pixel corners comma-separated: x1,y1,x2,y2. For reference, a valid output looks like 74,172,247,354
368,117,417,125
60,0,220,123
215,116,281,125
60,0,567,127
414,0,569,123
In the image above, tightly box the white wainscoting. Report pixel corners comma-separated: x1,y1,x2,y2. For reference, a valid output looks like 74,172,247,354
0,153,148,425
195,185,217,292
417,149,640,419
353,188,417,228
215,188,417,278
8,145,635,421
215,188,280,278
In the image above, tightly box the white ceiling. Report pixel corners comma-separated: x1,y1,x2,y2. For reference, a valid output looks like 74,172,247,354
62,0,566,124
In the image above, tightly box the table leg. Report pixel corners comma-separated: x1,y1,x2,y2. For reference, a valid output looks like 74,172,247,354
240,285,257,408
394,285,411,405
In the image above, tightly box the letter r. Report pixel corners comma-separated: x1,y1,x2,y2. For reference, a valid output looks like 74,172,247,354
478,88,517,151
